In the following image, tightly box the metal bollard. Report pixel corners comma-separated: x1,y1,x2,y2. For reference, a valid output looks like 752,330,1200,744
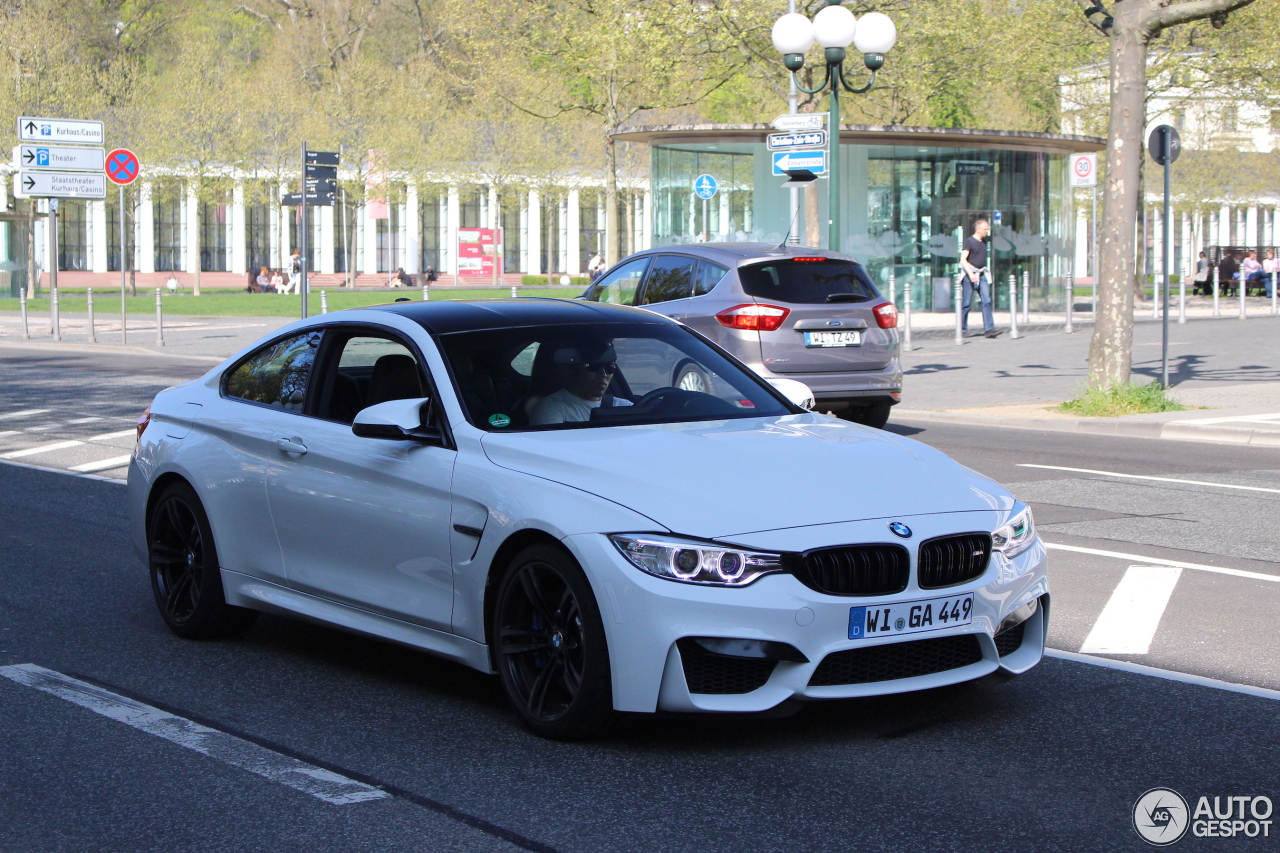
510,285,519,299
422,284,429,302
953,276,964,346
51,287,61,341
155,288,164,346
320,289,328,314
19,287,29,339
1021,269,1030,324
1239,269,1247,320
1212,264,1220,317
87,287,96,343
1065,267,1074,335
888,270,896,309
1178,264,1186,325
1008,274,1021,340
902,278,913,352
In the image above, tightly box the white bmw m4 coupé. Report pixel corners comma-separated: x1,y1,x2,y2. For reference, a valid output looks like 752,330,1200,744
129,299,1047,739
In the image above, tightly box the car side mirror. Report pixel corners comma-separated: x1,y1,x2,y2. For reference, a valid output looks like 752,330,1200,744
765,377,815,411
351,397,441,442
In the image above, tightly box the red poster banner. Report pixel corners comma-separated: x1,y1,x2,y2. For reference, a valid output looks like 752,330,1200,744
456,228,503,277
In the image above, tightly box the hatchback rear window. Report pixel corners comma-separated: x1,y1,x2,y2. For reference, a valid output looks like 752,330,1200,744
738,259,878,304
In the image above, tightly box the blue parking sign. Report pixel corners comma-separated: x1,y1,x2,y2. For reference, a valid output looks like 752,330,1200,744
693,174,717,199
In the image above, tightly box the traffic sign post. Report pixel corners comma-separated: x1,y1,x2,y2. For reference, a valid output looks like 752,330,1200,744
771,151,826,176
105,149,140,344
693,174,718,240
14,145,105,172
767,131,826,151
299,147,341,318
771,114,824,132
16,171,106,199
16,116,104,145
1148,124,1180,388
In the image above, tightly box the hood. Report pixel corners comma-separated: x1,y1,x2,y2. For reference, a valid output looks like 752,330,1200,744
481,414,1014,539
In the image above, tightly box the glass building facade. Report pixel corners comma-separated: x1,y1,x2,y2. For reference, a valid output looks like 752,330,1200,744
637,126,1101,313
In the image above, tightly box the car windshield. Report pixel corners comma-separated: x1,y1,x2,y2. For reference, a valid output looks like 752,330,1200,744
438,321,794,431
738,258,879,304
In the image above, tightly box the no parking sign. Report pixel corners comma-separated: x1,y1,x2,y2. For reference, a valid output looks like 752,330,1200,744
1070,153,1097,187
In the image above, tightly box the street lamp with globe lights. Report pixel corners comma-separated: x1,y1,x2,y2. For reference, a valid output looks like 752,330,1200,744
772,7,896,250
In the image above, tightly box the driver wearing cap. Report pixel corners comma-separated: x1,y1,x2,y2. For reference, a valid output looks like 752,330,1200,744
530,343,633,425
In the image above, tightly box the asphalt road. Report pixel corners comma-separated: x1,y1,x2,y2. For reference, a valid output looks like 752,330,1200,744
2,348,1279,851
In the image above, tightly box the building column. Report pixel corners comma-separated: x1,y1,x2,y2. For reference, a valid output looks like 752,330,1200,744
138,181,156,274
231,185,246,274
278,184,291,271
90,200,108,273
185,185,199,273
1246,205,1259,249
1152,205,1163,278
1181,212,1192,278
363,203,378,275
1219,205,1230,249
446,184,460,275
518,192,529,274
566,188,581,274
527,189,542,276
319,204,335,275
406,183,420,274
1074,203,1088,278
642,188,653,252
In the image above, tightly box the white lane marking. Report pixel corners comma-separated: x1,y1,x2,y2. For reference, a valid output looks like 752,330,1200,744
0,430,17,438
67,417,104,425
0,408,50,420
0,439,83,459
1045,542,1280,583
1080,565,1182,655
1017,463,1280,495
86,428,137,441
0,456,126,483
1047,649,1280,702
27,423,64,431
69,455,132,473
0,664,389,805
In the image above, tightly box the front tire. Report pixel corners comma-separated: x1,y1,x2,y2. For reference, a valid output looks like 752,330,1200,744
492,543,615,740
147,481,257,640
674,362,712,394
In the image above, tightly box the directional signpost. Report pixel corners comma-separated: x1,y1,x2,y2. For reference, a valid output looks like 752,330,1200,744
1148,124,1181,388
17,171,106,199
15,145,105,172
767,131,826,151
16,116,104,145
105,149,140,344
772,151,826,176
771,114,824,132
299,147,341,318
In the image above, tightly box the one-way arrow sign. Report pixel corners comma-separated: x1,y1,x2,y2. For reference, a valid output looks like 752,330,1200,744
771,151,826,176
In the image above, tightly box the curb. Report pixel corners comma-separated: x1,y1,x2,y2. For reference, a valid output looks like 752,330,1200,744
0,339,224,362
892,408,1280,448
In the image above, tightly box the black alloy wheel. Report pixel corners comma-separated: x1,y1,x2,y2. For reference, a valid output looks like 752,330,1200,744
147,482,257,639
493,543,615,740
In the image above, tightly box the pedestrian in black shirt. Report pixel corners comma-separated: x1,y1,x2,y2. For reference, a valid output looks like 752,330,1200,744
960,219,999,337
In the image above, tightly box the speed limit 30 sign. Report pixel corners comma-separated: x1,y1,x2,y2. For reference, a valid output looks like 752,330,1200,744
1070,153,1097,187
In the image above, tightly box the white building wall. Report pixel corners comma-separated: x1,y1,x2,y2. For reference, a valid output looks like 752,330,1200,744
90,200,108,273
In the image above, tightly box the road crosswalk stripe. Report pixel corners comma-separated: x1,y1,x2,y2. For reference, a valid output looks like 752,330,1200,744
0,440,83,459
66,417,104,425
0,430,17,438
0,409,50,420
1044,542,1280,583
1017,463,1280,495
1080,565,1182,655
87,429,137,441
68,456,132,473
0,664,389,805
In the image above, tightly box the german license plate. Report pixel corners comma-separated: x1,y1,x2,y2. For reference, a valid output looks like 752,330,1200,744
848,594,973,640
804,330,861,347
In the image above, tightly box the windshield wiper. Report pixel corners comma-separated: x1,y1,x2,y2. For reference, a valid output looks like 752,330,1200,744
825,293,864,303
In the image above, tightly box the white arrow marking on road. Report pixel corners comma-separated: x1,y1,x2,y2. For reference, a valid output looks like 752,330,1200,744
1017,463,1280,495
1080,565,1182,655
0,439,82,458
0,664,389,805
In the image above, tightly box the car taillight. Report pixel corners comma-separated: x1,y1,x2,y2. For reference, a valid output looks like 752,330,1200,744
716,303,791,332
136,407,151,442
872,302,898,329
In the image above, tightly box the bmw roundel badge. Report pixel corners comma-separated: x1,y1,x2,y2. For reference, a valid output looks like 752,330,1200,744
889,522,912,539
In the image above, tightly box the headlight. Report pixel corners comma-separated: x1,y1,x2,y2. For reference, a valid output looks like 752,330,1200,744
991,505,1036,559
609,534,784,587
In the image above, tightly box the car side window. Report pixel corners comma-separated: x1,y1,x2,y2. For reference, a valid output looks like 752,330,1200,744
593,257,651,305
693,259,729,296
638,255,695,305
224,331,321,411
316,333,425,424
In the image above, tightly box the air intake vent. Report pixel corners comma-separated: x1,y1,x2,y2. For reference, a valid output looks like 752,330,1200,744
918,533,991,589
994,621,1027,657
809,634,984,686
788,544,909,596
678,641,778,694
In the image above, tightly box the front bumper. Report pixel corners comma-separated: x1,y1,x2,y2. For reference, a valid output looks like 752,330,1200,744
562,515,1048,714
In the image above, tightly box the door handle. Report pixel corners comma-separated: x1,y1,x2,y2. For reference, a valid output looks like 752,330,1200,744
276,437,308,456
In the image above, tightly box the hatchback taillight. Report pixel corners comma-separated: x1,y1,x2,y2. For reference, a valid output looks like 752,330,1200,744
872,302,898,329
716,303,791,332
136,407,151,442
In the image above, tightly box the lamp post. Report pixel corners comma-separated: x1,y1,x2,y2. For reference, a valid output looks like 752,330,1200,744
772,6,896,251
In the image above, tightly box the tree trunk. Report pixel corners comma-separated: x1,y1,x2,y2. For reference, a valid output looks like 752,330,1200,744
604,137,619,267
1088,21,1148,390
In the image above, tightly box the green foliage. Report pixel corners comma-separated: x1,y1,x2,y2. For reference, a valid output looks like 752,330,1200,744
522,275,589,288
1057,383,1186,417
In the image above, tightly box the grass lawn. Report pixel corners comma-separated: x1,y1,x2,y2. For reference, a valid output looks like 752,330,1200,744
0,288,581,317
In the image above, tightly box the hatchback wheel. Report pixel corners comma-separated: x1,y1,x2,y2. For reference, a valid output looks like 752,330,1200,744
674,362,712,394
844,401,892,429
493,543,615,740
148,481,257,639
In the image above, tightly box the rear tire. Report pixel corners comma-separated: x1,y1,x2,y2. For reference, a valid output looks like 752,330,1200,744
844,401,892,429
492,543,616,740
147,481,257,640
674,362,712,394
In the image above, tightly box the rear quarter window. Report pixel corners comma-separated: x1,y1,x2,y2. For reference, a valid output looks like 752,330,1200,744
738,259,878,304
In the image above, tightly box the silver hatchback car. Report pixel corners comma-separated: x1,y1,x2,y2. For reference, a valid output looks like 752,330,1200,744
581,243,902,427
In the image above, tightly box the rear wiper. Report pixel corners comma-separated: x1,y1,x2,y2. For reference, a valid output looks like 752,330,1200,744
825,293,864,303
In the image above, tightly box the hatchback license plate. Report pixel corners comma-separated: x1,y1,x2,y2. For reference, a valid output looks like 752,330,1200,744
848,594,973,640
804,330,861,347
